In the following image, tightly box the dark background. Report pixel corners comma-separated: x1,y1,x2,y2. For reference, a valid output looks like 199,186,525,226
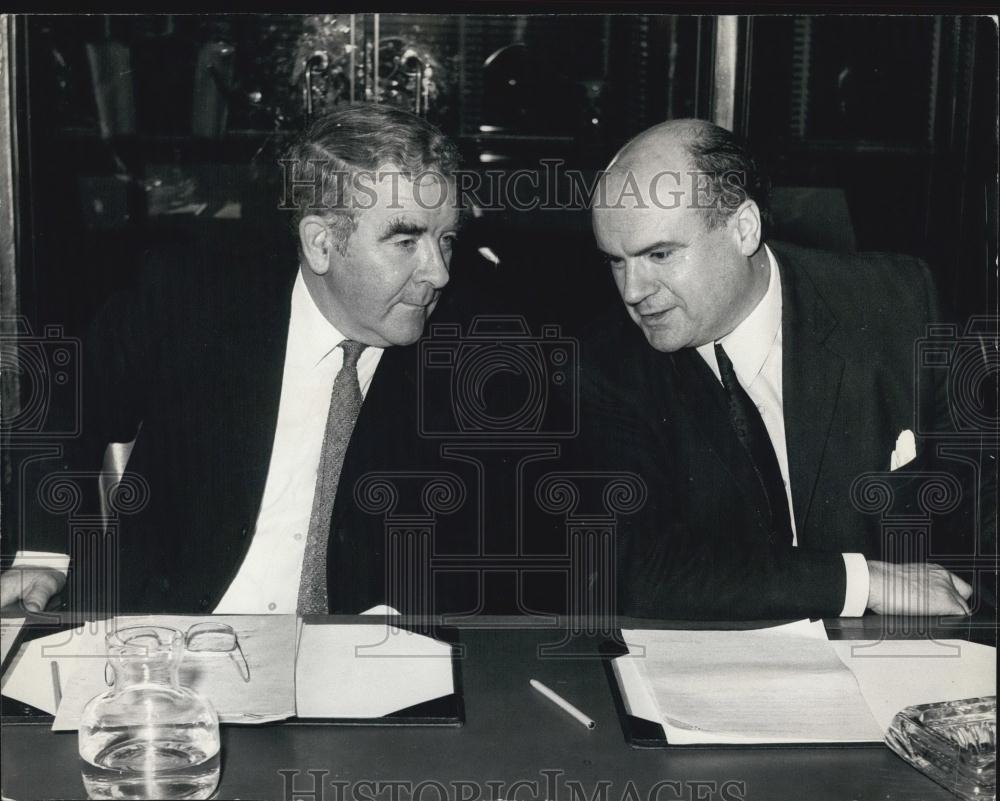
10,14,997,336
3,14,997,560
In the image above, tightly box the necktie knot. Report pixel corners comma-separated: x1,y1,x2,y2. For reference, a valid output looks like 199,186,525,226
341,340,366,369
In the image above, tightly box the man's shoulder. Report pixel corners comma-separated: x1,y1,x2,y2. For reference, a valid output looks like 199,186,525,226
138,229,295,296
86,229,299,368
770,241,931,302
110,230,297,341
770,240,935,332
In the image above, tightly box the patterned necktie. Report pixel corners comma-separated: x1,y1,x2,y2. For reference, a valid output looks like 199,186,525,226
297,340,367,615
714,343,794,545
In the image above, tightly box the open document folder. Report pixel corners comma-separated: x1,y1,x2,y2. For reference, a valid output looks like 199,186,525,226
1,613,456,731
612,619,997,746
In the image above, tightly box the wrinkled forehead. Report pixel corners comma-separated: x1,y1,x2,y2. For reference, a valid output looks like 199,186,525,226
592,165,704,249
356,166,460,222
364,166,455,200
596,160,701,209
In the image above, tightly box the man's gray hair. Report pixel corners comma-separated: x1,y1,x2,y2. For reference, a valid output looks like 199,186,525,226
283,103,461,253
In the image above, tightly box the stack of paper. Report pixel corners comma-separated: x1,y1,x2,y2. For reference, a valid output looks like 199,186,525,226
616,619,884,744
830,638,997,732
614,619,997,745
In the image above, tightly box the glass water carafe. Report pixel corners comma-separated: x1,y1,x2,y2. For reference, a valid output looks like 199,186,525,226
78,625,221,800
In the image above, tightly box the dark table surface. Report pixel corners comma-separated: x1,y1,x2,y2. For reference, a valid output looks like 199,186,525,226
1,614,995,801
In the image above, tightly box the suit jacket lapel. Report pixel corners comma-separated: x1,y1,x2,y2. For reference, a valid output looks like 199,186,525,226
326,342,420,612
332,342,419,531
221,258,297,527
776,244,846,538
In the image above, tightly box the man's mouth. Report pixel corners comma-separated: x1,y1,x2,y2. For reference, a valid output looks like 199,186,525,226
400,297,435,310
638,307,675,325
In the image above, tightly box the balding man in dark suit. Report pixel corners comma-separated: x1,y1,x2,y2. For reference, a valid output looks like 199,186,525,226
582,119,978,620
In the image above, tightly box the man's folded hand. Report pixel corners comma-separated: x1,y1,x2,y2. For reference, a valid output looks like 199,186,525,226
0,567,66,613
866,560,973,616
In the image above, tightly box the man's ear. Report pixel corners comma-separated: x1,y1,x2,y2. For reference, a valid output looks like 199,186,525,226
299,215,332,276
732,200,762,257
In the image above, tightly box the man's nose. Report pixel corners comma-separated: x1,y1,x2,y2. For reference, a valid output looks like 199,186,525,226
620,260,654,305
416,242,450,290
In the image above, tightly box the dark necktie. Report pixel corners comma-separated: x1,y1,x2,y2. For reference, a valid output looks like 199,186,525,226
714,343,794,545
297,340,367,615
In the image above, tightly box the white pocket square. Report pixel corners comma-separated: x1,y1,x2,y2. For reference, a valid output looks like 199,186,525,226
889,429,916,471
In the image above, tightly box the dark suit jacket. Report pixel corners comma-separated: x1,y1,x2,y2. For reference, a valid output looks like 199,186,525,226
22,230,497,615
575,241,975,620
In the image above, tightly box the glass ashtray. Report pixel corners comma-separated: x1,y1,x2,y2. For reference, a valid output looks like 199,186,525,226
885,696,996,801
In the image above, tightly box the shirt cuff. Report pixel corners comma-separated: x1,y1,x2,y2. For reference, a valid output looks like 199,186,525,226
839,553,870,617
12,551,70,577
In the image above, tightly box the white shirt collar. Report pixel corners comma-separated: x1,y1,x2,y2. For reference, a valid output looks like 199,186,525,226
286,267,350,369
696,243,782,386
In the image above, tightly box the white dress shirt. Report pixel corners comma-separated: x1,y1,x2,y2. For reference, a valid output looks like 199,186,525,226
14,269,385,614
694,245,869,617
213,269,383,613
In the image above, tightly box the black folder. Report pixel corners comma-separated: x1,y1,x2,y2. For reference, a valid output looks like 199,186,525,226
599,637,668,748
1,616,465,727
288,618,465,728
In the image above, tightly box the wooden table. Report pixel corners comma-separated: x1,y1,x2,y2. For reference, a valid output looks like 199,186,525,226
1,614,994,801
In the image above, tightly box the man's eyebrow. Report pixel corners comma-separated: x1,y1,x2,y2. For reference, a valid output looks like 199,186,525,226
624,240,685,258
378,218,428,241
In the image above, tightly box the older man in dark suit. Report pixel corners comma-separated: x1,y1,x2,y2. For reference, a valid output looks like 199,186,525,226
1,103,471,616
584,118,977,620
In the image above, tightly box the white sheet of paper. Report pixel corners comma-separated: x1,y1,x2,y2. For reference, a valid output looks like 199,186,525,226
295,623,454,719
831,638,997,731
613,620,829,730
618,620,883,744
1,617,26,672
18,615,299,731
1,620,98,715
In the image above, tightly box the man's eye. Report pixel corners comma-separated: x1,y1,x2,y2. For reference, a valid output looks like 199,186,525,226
441,234,458,249
604,256,623,269
395,238,417,249
648,250,669,262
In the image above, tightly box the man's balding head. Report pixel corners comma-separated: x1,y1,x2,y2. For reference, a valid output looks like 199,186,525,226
609,119,708,169
606,119,770,233
591,119,771,352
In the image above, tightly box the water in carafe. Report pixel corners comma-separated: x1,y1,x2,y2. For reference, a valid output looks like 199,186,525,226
78,625,221,800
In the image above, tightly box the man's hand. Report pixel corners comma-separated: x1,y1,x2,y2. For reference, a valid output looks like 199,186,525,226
0,567,66,613
866,560,973,616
